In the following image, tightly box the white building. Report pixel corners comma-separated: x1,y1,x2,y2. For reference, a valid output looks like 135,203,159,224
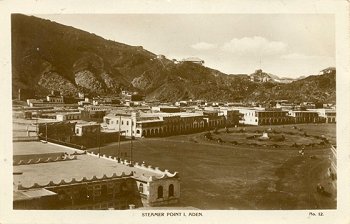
103,111,207,138
46,95,64,103
307,108,336,123
287,110,321,123
56,112,81,121
239,108,291,125
75,122,100,136
181,57,205,65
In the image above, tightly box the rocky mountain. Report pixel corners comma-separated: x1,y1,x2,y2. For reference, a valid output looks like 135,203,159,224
249,69,294,84
11,14,336,104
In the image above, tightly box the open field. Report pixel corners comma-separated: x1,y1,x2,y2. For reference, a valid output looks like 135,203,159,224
90,124,336,209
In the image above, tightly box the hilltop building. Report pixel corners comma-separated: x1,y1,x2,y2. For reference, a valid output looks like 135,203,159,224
319,67,336,75
249,69,272,82
181,57,205,65
156,54,166,60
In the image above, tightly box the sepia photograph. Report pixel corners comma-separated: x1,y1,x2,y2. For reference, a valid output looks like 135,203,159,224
1,0,350,223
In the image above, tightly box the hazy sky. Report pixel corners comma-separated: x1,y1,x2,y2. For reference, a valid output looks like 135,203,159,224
36,14,335,78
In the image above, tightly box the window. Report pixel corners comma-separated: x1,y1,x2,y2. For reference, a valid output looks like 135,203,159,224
139,183,144,193
157,186,163,199
101,185,108,197
120,182,127,192
79,187,88,201
169,184,174,197
136,130,140,134
127,121,129,125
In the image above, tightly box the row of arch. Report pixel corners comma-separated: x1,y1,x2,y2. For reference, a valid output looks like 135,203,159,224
326,117,336,123
158,184,174,199
55,182,129,204
141,125,207,137
138,120,226,137
259,118,293,125
137,183,175,199
259,117,328,125
138,183,175,199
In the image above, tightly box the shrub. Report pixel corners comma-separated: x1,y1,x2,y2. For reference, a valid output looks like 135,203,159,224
231,141,238,145
292,142,299,148
217,138,223,143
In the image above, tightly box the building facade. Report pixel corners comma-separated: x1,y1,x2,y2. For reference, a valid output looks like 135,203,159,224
240,108,291,125
103,112,209,138
287,110,321,123
13,144,181,210
56,112,81,121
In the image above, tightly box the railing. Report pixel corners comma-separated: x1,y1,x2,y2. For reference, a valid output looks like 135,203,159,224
330,145,336,157
13,136,39,142
38,136,85,150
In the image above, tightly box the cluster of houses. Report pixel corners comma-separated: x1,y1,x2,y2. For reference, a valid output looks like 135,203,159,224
12,87,336,210
13,89,336,147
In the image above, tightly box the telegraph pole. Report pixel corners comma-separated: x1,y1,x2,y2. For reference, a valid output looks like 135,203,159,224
98,125,101,158
118,115,121,160
129,123,133,167
35,115,38,136
259,56,262,69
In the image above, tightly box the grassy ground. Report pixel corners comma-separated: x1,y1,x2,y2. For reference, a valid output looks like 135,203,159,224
89,123,336,209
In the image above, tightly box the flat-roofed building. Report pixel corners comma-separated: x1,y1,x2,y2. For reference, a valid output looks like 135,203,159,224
103,112,137,137
81,108,107,123
308,108,336,123
239,108,291,126
152,106,181,113
56,112,81,121
38,121,76,143
287,110,321,123
13,142,180,209
136,119,164,138
74,122,100,137
203,107,241,127
46,95,64,104
181,57,204,65
202,110,226,129
103,111,207,137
